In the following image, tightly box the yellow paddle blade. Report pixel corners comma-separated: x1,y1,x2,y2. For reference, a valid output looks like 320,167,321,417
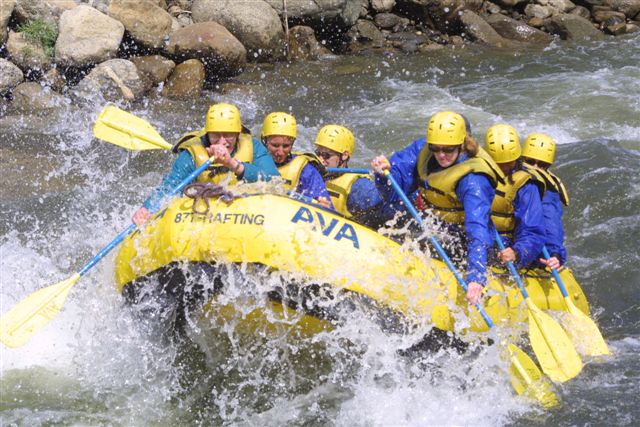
93,105,173,151
526,300,583,382
559,297,610,357
0,273,80,348
507,344,559,408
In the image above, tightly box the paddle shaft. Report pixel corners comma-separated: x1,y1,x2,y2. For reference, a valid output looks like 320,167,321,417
541,246,570,298
78,158,214,277
385,172,494,328
493,229,531,298
326,167,370,174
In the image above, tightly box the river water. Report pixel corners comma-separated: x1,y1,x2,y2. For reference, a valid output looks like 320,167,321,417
1,33,638,426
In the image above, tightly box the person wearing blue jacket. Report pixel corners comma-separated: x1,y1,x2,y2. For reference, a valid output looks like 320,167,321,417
484,125,546,268
522,133,569,270
262,112,333,209
313,124,394,228
132,103,280,226
371,111,504,305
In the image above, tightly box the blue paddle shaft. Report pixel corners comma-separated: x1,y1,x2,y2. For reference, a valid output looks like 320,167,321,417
493,229,531,299
385,172,494,328
326,167,370,174
542,246,569,298
78,157,214,277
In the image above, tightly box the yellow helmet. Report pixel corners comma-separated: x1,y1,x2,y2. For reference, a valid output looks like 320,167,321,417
426,111,467,146
314,125,355,155
484,124,521,163
205,103,242,133
261,112,297,140
523,133,556,165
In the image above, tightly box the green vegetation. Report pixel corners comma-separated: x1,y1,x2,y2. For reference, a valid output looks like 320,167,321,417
17,19,58,57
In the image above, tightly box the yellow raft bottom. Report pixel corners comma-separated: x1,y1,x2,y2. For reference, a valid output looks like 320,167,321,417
115,192,589,335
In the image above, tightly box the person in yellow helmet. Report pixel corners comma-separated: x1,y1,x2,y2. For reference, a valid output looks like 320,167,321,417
132,103,280,226
484,124,546,268
314,124,392,228
262,112,333,208
522,133,569,270
371,111,504,306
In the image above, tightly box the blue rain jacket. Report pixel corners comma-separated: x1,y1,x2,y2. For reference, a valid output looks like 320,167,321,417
292,157,334,208
143,137,279,210
541,190,567,265
346,177,396,229
498,180,546,268
374,137,495,285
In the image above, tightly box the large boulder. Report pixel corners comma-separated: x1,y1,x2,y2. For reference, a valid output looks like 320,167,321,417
372,0,397,12
545,13,607,39
6,30,52,71
11,81,67,112
164,22,247,78
422,0,484,34
55,5,125,68
130,55,176,86
73,58,149,102
460,10,510,47
485,13,554,44
288,26,333,61
13,0,56,25
264,0,363,26
107,0,173,49
605,0,640,17
161,59,206,99
0,58,24,93
191,0,284,61
1,0,16,45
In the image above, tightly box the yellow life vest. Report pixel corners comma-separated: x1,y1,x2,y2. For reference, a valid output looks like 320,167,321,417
325,172,369,218
491,168,544,233
173,129,254,185
527,165,569,206
277,152,325,191
417,147,505,224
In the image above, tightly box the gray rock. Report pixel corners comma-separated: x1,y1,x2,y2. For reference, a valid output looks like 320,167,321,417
525,4,555,19
161,59,205,99
605,0,640,18
371,0,396,12
73,58,149,102
545,13,606,40
0,0,16,45
192,0,284,61
6,30,52,72
460,10,510,47
374,13,404,29
288,25,332,61
0,58,24,93
55,5,125,68
485,13,554,44
131,55,176,86
352,19,386,46
592,8,626,22
569,6,592,19
14,0,56,25
165,22,247,77
264,0,362,26
12,81,67,112
107,0,173,49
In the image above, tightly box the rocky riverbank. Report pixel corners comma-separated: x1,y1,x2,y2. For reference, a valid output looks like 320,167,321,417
1,0,638,113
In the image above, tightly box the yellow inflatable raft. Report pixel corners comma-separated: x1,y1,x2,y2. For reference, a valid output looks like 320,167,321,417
115,190,589,334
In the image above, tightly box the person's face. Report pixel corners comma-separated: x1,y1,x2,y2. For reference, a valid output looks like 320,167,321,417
429,144,460,168
314,146,344,168
208,132,239,151
523,157,550,171
498,160,517,175
266,135,294,165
